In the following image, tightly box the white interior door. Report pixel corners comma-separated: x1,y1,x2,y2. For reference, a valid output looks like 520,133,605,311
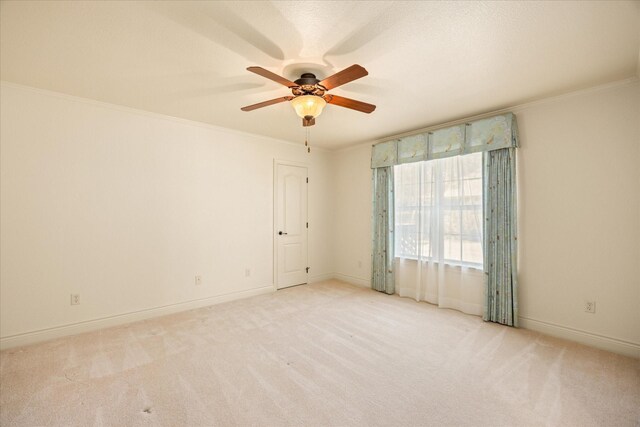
276,163,308,289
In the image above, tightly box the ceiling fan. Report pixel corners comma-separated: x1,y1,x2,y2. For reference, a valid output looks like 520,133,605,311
240,64,376,127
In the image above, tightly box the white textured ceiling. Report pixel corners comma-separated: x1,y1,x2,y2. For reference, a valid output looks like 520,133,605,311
1,1,639,148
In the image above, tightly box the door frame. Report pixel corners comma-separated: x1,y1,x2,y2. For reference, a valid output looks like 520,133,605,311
273,159,309,291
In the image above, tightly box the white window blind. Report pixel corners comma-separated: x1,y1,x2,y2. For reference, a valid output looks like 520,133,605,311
394,152,483,268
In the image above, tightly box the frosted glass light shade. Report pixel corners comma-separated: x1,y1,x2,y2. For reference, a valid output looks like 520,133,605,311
291,95,327,118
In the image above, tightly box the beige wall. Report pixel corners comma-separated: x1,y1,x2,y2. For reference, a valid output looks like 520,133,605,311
332,144,373,286
515,80,639,353
0,83,334,346
2,79,638,356
332,80,640,356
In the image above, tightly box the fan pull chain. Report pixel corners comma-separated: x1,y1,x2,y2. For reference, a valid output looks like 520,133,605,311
305,127,311,153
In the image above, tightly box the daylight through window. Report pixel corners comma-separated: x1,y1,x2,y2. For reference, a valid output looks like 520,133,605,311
394,152,483,268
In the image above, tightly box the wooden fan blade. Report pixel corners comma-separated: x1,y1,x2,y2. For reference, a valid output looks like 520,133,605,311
241,96,293,111
319,64,368,90
246,66,298,88
324,94,376,113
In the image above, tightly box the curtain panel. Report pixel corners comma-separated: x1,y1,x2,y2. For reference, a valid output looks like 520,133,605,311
483,147,518,326
371,166,395,294
394,154,485,315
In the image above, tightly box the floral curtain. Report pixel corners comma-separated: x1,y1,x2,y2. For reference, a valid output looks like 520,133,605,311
483,147,518,326
371,166,395,294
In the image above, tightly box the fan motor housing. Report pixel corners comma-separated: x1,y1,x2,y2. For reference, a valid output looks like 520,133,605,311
292,73,326,96
294,73,319,86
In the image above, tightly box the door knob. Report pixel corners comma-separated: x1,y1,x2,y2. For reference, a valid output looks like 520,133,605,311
278,231,288,235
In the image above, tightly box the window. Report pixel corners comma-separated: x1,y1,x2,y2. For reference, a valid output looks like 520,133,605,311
394,152,483,268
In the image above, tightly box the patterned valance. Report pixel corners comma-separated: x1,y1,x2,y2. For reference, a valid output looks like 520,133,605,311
372,113,519,168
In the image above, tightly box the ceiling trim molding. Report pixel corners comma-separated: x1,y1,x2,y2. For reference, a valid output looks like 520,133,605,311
3,76,637,154
0,80,330,153
336,76,640,153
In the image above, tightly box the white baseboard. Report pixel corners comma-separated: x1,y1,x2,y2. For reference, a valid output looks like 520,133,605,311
309,273,335,283
6,279,635,359
0,285,275,350
331,277,638,358
519,316,640,359
333,273,370,288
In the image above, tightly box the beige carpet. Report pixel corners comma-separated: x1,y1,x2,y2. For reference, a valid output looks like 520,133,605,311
1,280,639,426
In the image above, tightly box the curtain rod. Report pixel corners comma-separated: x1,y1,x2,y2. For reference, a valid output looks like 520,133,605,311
373,105,514,146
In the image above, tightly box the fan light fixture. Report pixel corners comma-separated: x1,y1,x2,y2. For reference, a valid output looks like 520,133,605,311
290,95,326,119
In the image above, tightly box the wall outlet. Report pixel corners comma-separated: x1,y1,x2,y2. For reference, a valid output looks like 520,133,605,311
195,275,202,286
585,301,596,313
70,294,80,305
245,269,251,277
